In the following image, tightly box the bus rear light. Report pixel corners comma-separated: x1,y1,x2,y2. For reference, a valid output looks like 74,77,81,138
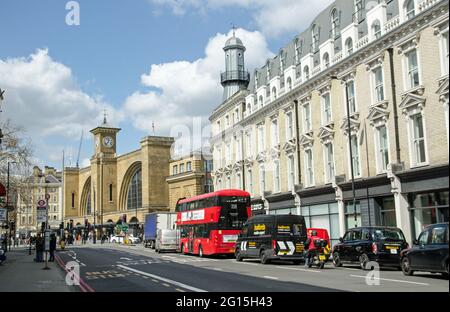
218,230,222,235
272,240,277,250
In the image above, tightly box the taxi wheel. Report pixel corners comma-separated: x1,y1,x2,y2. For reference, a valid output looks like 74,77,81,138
332,252,342,267
235,250,243,262
359,254,370,270
401,257,414,276
260,250,270,265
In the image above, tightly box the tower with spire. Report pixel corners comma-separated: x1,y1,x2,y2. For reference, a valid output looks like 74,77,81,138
221,28,250,102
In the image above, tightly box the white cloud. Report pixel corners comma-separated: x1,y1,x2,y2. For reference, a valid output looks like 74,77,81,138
0,49,123,139
123,28,273,142
148,0,334,37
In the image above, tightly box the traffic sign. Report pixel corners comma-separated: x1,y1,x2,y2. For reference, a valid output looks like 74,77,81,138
37,199,46,208
37,207,47,223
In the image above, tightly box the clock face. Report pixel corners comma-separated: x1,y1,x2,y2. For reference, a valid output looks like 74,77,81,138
103,136,114,148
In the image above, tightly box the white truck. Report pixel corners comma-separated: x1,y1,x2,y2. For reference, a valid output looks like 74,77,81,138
143,212,177,249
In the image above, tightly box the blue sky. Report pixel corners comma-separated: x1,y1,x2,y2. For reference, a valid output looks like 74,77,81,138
0,0,332,170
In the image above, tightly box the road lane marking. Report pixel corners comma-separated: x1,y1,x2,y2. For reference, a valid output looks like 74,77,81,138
176,288,186,292
275,266,321,273
117,265,207,292
263,276,279,280
350,275,430,286
211,268,223,271
163,283,171,287
120,257,132,261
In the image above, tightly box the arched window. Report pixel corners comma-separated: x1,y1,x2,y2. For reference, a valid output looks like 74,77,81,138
405,0,415,20
304,66,310,80
346,38,353,55
127,168,142,210
372,20,382,39
86,190,91,215
254,71,259,89
272,87,277,100
22,216,26,225
246,103,252,114
279,50,286,72
331,9,340,38
323,53,330,68
287,77,292,91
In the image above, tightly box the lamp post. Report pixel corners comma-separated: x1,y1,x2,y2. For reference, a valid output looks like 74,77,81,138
6,161,17,251
331,76,357,228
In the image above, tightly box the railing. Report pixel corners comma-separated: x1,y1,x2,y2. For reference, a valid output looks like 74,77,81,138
384,15,400,33
355,35,369,50
220,70,250,83
418,0,440,12
312,65,322,77
332,51,343,65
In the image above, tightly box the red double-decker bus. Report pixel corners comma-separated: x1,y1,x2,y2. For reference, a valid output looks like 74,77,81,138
176,190,251,257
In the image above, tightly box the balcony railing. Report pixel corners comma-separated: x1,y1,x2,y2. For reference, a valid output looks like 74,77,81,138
418,0,439,12
221,70,250,84
356,35,369,50
384,15,400,33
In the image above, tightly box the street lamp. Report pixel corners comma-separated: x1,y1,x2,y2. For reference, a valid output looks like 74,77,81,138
331,76,358,228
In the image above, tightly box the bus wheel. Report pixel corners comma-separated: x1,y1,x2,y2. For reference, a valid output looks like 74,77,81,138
260,250,270,265
235,250,243,262
198,245,204,258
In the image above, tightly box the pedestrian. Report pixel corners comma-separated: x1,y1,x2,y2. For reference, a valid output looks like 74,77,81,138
1,235,7,252
35,234,44,262
49,234,56,262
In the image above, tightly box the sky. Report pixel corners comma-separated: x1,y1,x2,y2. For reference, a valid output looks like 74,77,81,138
0,0,333,171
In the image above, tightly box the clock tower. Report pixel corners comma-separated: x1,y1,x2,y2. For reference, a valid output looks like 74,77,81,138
89,113,121,224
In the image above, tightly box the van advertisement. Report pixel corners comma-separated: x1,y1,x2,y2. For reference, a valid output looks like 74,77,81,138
253,224,266,236
277,225,291,234
181,209,205,222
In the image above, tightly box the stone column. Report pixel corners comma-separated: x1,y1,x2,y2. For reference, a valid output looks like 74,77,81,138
333,178,346,237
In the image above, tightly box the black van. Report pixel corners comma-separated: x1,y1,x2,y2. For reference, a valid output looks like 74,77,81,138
235,214,307,265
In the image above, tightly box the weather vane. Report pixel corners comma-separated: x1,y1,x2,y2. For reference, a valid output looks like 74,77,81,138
103,109,108,125
231,23,236,37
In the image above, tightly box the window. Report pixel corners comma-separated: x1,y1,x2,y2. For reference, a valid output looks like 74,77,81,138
234,108,240,123
271,119,279,147
323,53,330,68
346,80,357,114
345,38,353,55
258,126,265,153
410,113,427,165
247,169,253,194
258,96,264,109
287,77,292,91
287,155,295,191
345,201,362,229
180,163,185,173
354,0,364,22
216,121,221,134
373,66,385,102
305,149,315,186
372,20,382,39
255,72,259,89
236,138,242,161
405,0,415,20
431,226,448,244
71,192,75,209
280,51,286,72
186,162,192,172
236,173,242,190
226,143,232,164
22,216,26,225
350,135,361,177
225,115,230,127
418,229,429,245
259,165,266,195
173,165,178,175
324,143,335,183
311,25,319,53
295,39,303,64
331,9,340,38
286,112,294,140
28,216,32,224
266,61,271,81
272,87,277,100
109,184,113,202
303,103,312,132
376,125,390,172
273,160,280,193
304,66,310,80
441,31,449,75
406,49,420,89
127,168,142,210
321,93,332,125
246,131,253,158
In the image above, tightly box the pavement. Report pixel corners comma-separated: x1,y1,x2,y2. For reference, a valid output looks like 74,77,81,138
55,243,449,292
0,248,75,292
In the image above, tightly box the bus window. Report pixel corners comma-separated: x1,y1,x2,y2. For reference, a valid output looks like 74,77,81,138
218,196,250,230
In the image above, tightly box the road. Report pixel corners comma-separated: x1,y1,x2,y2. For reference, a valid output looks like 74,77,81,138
56,244,449,293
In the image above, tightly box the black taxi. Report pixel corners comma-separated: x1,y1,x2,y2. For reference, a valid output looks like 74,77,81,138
235,214,307,264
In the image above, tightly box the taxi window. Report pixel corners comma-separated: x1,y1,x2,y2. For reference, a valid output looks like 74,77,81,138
343,231,352,242
418,230,430,245
352,229,362,240
431,226,447,244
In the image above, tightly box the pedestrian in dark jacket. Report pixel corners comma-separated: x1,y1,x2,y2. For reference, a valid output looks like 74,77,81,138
49,234,57,262
35,234,44,262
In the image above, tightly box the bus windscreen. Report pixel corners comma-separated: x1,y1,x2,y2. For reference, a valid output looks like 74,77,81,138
218,196,250,230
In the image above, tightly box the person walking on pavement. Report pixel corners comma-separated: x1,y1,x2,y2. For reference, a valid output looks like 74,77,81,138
49,234,56,262
35,234,44,262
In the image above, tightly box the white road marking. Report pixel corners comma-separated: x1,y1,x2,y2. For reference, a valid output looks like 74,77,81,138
117,265,207,292
211,268,223,271
263,276,279,280
275,266,321,273
350,275,430,286
120,257,132,261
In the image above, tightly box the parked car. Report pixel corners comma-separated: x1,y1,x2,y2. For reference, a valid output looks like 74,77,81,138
235,214,307,265
332,226,408,270
400,223,448,277
155,229,179,253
